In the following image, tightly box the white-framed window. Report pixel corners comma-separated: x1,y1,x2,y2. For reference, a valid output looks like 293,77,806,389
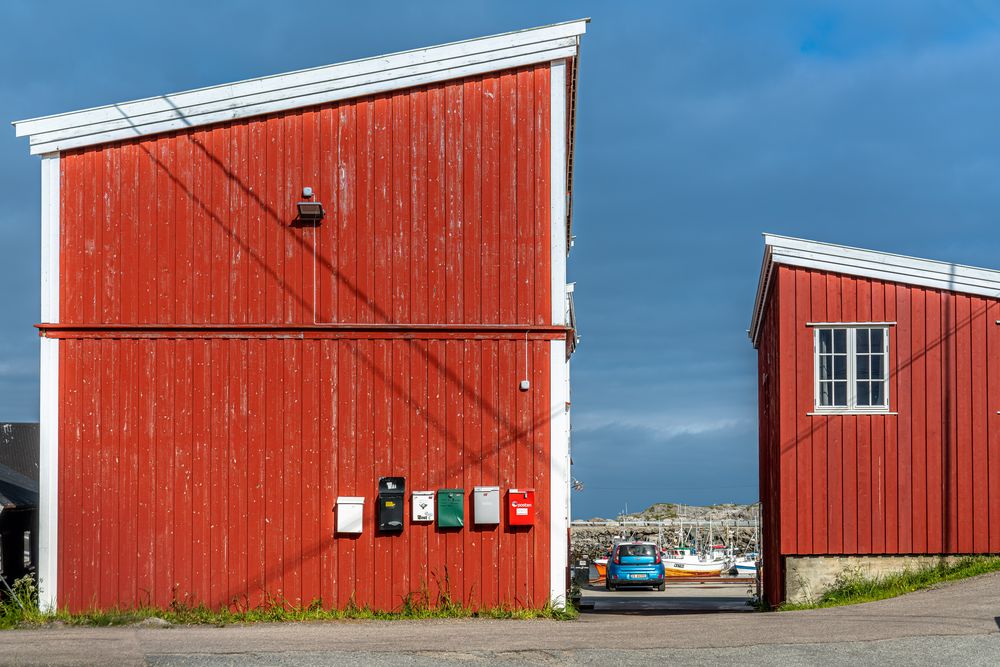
814,324,889,413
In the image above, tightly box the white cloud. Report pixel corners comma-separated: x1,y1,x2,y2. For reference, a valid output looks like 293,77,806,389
573,409,752,440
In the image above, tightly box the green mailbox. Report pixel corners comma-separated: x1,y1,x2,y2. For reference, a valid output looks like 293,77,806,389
437,488,465,528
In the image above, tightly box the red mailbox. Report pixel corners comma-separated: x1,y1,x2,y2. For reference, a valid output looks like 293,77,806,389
507,488,535,526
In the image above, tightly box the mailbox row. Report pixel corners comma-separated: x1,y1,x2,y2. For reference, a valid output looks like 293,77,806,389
335,479,535,534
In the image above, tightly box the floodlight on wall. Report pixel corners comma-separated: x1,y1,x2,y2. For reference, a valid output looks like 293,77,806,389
296,186,325,222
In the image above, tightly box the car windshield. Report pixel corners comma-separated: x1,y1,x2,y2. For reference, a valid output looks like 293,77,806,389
617,544,655,557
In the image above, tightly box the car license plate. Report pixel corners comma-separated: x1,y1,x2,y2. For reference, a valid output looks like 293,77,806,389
628,573,646,579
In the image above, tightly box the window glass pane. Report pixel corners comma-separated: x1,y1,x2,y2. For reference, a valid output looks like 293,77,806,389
870,328,884,351
871,355,883,380
834,381,847,406
857,355,869,380
834,329,847,353
857,328,869,353
619,544,656,557
871,382,884,406
857,382,870,406
820,382,831,406
819,329,832,354
834,355,847,380
819,356,830,380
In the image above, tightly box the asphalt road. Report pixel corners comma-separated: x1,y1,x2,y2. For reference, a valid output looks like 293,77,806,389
2,571,999,665
580,577,753,612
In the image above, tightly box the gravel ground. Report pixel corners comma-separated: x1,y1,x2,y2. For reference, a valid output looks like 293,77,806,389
2,571,998,665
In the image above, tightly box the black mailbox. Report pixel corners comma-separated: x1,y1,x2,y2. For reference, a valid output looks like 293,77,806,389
378,476,406,531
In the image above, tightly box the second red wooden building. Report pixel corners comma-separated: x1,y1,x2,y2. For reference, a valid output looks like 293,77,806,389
751,234,1000,606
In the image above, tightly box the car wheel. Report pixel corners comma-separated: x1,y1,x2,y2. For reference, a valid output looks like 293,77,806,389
658,582,666,592
604,578,610,591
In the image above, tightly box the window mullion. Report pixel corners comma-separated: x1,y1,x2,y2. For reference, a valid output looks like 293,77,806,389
847,328,856,410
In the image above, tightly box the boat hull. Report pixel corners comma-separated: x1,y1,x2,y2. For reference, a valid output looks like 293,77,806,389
662,562,727,577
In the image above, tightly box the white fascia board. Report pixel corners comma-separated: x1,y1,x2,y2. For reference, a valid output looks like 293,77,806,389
748,233,1000,347
549,339,570,608
38,152,60,611
14,19,587,155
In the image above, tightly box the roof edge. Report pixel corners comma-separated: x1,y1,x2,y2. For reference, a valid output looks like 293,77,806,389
748,233,1000,347
14,19,588,155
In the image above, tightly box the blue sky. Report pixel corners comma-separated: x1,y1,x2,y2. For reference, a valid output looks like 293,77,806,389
3,2,1000,519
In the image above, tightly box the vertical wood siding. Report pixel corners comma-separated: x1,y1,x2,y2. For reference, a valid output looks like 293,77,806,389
54,64,559,612
756,279,783,606
58,65,552,328
58,336,552,612
767,265,1000,574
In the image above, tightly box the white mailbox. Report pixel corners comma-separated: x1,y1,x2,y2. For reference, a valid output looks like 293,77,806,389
473,486,500,525
336,496,365,534
412,490,435,522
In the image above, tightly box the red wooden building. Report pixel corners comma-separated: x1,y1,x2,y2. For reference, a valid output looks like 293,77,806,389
14,20,586,612
751,234,1000,605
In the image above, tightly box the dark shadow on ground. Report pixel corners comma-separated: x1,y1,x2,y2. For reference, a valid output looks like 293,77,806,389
579,581,753,615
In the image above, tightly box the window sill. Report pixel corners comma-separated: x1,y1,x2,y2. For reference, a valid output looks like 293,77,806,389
808,411,897,416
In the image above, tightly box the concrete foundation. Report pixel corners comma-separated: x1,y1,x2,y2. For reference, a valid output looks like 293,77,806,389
784,555,966,604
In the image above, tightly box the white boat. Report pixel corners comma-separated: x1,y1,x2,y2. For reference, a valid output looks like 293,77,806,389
660,546,729,577
732,553,759,576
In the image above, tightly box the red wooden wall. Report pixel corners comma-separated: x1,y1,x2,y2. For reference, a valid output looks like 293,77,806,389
56,336,553,612
759,264,1000,604
58,64,552,327
51,64,562,612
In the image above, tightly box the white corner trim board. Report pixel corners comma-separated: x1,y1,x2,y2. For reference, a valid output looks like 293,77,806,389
549,58,571,608
550,59,568,327
549,339,570,608
39,152,60,611
748,233,1000,347
40,155,59,322
13,19,587,155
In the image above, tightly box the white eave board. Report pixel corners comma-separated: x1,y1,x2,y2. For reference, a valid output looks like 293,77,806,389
13,19,587,155
748,234,1000,347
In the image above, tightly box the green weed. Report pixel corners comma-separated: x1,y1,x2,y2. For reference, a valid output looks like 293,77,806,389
0,576,46,629
1,574,577,628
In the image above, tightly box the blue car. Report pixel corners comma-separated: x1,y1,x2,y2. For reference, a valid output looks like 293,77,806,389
606,541,666,591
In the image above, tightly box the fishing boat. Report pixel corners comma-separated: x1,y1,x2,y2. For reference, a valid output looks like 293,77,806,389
731,509,761,576
732,553,758,576
660,546,729,577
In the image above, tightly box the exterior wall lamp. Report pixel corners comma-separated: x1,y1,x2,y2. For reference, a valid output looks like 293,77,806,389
296,186,325,222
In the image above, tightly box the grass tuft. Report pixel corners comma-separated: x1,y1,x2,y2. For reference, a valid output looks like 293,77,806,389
1,574,576,628
0,576,47,629
779,555,1000,610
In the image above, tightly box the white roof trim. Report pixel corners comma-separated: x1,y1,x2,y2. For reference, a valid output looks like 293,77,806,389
13,19,588,155
748,233,1000,347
